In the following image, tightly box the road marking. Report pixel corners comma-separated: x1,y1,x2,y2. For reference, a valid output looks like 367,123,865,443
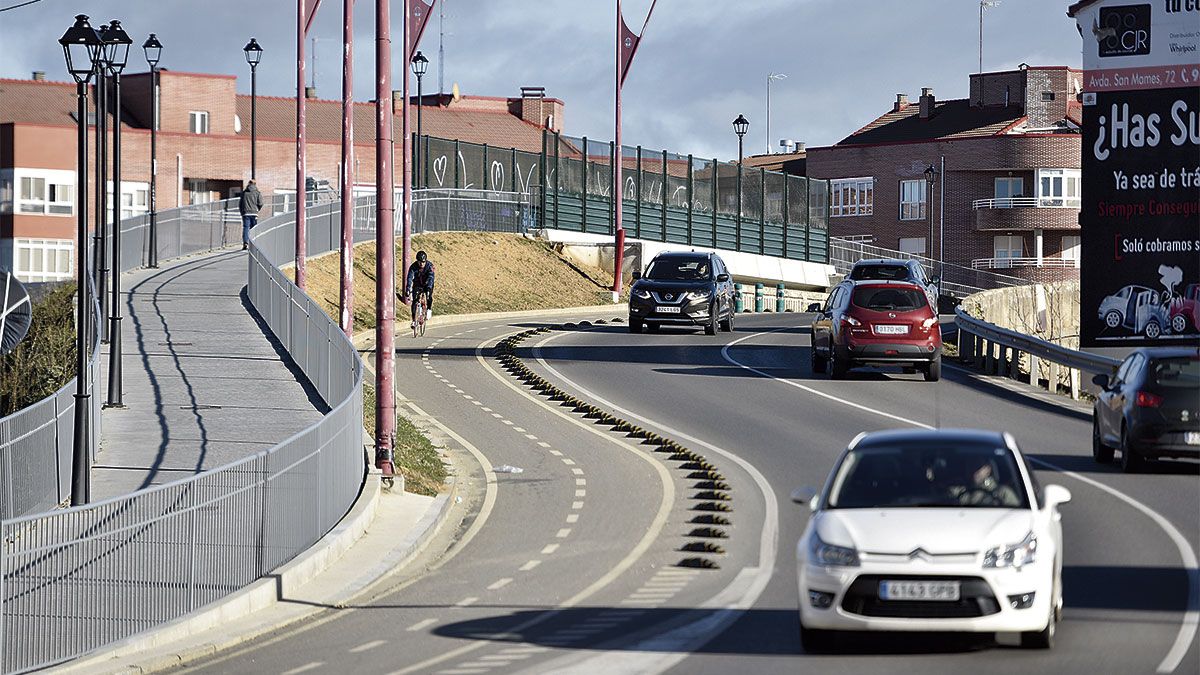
571,501,584,509
434,669,489,675
491,413,503,418
453,388,464,394
556,528,572,538
463,395,473,400
487,578,513,590
524,434,538,440
455,596,479,607
519,560,541,571
549,450,564,457
574,478,586,485
283,663,324,675
513,426,526,432
502,420,514,426
574,489,586,497
406,618,438,632
482,406,493,412
541,544,560,554
721,327,1199,675
562,458,577,466
566,514,579,523
349,640,388,653
537,441,551,448
471,401,482,406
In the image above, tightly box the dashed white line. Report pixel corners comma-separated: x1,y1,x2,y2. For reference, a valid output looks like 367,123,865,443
575,489,586,497
513,426,526,432
455,596,479,607
562,458,576,466
491,413,503,419
407,618,438,632
541,544,560,554
575,477,586,485
501,420,514,426
570,467,583,474
471,401,482,406
549,450,564,456
349,640,387,653
536,441,551,448
282,662,325,675
556,528,572,538
463,394,474,400
482,407,493,412
565,514,579,523
487,578,513,591
519,560,541,571
571,500,584,509
524,434,538,440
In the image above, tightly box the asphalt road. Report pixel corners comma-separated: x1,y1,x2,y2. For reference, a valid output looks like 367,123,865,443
187,311,1198,675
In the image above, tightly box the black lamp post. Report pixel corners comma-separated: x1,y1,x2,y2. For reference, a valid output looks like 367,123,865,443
94,24,108,342
733,114,749,250
411,51,428,188
244,38,263,180
143,34,162,268
103,19,131,410
60,14,104,506
924,164,938,261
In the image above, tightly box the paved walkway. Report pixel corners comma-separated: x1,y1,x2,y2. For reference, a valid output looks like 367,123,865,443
94,249,325,499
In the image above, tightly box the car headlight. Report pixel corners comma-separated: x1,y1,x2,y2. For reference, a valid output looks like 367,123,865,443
633,289,652,300
809,533,860,567
685,290,711,301
983,531,1037,570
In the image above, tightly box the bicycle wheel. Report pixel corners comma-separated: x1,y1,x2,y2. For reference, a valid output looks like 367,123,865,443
418,305,427,336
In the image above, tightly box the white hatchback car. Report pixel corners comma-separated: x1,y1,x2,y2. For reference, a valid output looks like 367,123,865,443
794,429,1071,652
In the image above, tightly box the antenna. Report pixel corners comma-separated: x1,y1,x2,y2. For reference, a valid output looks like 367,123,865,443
439,0,446,94
979,1,1001,74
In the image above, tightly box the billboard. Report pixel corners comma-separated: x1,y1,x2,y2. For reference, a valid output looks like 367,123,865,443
1071,0,1200,346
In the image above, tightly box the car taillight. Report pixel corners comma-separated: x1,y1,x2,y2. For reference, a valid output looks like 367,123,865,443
1135,391,1163,408
842,315,862,327
920,317,938,330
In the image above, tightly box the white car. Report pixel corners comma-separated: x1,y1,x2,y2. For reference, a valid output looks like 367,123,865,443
793,429,1071,652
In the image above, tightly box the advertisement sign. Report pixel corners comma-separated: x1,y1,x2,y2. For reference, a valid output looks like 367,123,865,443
1072,0,1200,346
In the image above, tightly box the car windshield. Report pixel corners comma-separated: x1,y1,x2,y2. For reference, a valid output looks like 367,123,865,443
645,258,711,281
1151,357,1200,388
851,286,927,311
827,442,1030,509
849,264,911,281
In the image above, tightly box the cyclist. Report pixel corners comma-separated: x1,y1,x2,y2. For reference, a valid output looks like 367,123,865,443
405,250,436,328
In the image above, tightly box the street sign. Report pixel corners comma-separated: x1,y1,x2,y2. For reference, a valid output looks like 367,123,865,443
1072,0,1200,346
1,271,32,356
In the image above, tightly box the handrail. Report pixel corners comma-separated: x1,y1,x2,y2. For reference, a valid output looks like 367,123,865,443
971,257,1079,270
955,306,1120,375
972,197,1081,209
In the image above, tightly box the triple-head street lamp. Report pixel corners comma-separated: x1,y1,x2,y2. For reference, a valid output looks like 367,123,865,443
733,114,749,249
101,19,132,410
143,33,162,268
411,51,428,187
59,14,105,506
244,38,263,180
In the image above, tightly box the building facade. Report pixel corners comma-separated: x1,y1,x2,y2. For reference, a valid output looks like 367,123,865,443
0,69,563,283
807,65,1084,283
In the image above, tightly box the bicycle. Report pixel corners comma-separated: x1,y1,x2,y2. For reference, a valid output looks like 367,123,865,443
413,293,428,338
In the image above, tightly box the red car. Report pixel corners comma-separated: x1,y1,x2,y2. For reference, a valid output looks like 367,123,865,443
808,280,943,381
1169,283,1199,335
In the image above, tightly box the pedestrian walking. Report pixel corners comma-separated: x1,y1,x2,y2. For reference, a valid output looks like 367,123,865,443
238,180,264,250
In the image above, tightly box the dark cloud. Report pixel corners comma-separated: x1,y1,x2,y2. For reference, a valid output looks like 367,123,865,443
0,0,1081,159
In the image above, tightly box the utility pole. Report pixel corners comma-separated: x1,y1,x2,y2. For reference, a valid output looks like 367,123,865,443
339,0,354,336
438,0,445,94
766,73,786,155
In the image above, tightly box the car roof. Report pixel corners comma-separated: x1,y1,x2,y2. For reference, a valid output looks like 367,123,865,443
653,251,711,260
852,428,1010,450
840,279,924,290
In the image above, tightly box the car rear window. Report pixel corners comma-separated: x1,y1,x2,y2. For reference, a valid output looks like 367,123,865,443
851,286,927,311
645,257,711,281
850,264,910,281
1151,357,1200,388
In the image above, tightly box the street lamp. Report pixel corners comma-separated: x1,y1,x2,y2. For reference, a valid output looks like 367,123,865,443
59,14,104,506
411,50,428,187
102,19,131,410
766,72,786,154
733,114,748,250
93,24,108,342
244,38,263,180
143,33,162,268
924,163,938,265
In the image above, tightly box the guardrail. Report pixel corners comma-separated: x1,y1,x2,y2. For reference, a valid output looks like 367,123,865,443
971,257,1079,270
971,197,1081,209
829,237,1029,299
955,306,1120,400
0,198,364,674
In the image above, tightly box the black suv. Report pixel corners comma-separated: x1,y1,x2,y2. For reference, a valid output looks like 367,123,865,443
629,251,736,335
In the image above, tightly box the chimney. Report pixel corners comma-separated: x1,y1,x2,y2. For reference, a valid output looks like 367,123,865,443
919,87,936,119
305,86,317,99
795,142,806,153
893,93,909,112
31,71,45,81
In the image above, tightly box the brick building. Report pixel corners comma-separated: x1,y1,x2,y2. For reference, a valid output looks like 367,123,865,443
0,69,563,282
806,65,1084,283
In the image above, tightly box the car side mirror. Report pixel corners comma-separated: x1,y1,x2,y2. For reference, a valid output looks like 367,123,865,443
717,273,730,282
631,270,641,281
1091,373,1110,389
790,486,818,510
1043,484,1071,510
806,303,821,313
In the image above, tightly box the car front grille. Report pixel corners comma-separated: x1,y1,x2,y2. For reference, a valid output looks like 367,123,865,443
650,291,688,304
840,575,1000,619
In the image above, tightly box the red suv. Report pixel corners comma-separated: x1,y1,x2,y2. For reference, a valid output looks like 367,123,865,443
808,280,943,381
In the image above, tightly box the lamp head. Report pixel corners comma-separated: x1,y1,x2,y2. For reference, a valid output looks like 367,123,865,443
142,33,163,68
244,37,263,67
59,15,104,84
412,50,429,77
100,20,133,74
732,114,749,138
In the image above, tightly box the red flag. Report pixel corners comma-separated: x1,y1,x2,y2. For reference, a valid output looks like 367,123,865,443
304,0,323,36
408,0,437,61
619,14,639,87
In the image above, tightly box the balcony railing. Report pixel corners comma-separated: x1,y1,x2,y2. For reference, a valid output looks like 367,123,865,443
971,257,1079,270
972,197,1081,209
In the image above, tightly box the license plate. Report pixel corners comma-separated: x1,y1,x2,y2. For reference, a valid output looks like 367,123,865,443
657,306,681,314
1186,431,1200,446
879,580,961,601
874,324,909,335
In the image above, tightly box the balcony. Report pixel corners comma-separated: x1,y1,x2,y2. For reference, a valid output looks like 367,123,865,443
970,256,1080,283
972,197,1079,231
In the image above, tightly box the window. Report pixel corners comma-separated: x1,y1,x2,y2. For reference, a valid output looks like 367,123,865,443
994,235,1024,263
830,177,873,217
18,177,45,213
994,177,1024,203
1042,91,1055,101
1060,235,1081,268
899,237,926,255
1036,169,1080,207
899,179,926,220
13,171,74,216
13,238,73,283
189,110,209,134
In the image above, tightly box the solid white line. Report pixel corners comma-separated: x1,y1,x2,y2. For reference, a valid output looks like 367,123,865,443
406,618,438,632
519,560,541,571
282,662,325,675
349,640,387,653
721,328,1198,675
487,578,513,591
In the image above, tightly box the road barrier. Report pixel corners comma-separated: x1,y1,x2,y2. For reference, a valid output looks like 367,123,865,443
955,306,1121,400
829,237,1030,299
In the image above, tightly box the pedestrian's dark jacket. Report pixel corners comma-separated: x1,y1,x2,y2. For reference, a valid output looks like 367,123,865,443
238,185,264,216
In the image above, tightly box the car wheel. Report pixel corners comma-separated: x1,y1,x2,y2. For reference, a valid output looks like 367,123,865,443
1104,310,1121,328
705,303,718,335
721,306,734,332
1020,582,1057,649
628,318,643,334
1171,314,1188,334
1092,416,1114,464
799,621,836,654
923,356,941,382
830,355,849,380
1119,425,1144,473
1145,319,1162,339
811,347,827,374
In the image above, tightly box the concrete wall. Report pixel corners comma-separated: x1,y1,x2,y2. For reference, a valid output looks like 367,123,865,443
962,281,1084,389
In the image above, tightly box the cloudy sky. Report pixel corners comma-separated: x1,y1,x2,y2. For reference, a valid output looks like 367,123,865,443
0,0,1083,159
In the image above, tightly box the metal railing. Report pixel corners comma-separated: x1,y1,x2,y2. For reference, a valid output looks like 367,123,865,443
971,257,1079,270
972,197,1081,209
350,188,536,236
0,198,365,674
829,236,1029,299
955,306,1120,400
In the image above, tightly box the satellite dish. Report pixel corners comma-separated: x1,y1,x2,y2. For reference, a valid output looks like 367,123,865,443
1,271,33,356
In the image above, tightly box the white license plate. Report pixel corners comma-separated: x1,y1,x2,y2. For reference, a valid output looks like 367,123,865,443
874,324,909,335
1186,431,1200,446
656,306,681,314
879,580,961,601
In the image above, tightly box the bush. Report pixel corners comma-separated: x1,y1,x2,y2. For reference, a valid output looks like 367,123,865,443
1,283,78,416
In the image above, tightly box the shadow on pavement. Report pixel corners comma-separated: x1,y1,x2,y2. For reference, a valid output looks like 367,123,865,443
1030,452,1200,476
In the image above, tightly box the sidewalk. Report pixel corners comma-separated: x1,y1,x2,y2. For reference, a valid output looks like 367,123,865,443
94,249,326,499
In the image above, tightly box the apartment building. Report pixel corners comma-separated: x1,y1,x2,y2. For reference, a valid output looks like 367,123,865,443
807,65,1084,283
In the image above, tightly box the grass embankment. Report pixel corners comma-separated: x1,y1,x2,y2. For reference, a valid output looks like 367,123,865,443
296,232,619,496
1,284,77,416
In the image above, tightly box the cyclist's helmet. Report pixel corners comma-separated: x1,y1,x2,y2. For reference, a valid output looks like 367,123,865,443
416,250,428,264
